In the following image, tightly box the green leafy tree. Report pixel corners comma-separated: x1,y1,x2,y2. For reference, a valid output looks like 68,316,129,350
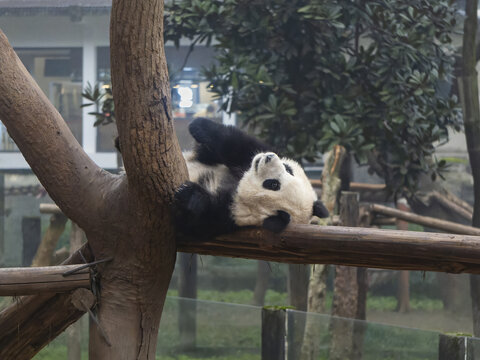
165,0,461,195
85,0,461,196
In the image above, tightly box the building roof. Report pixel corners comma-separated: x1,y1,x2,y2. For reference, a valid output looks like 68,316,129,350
0,0,111,7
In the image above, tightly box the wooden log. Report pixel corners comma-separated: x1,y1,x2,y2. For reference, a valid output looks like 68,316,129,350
0,245,94,359
369,203,480,236
0,265,90,296
310,179,386,192
177,224,480,274
431,191,473,221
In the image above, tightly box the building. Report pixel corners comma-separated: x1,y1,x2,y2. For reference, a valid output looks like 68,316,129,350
0,0,222,265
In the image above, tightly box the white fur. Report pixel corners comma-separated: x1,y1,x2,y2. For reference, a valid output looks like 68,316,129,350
231,153,317,226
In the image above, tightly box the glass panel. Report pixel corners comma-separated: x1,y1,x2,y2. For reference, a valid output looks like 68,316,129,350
31,297,476,360
287,309,440,360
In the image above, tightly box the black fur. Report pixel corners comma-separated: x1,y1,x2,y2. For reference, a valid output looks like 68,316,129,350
189,118,270,176
263,210,291,233
176,118,270,238
174,181,238,238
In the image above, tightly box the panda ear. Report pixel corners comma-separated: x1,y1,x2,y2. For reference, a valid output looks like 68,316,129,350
313,200,329,218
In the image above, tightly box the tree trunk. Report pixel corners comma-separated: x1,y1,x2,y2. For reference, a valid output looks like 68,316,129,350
329,192,360,360
31,213,67,267
300,264,327,359
460,0,480,338
287,263,309,360
253,260,271,306
301,146,346,360
87,1,188,358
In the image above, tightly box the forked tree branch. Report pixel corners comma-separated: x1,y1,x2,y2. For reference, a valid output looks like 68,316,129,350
110,1,187,205
0,30,121,230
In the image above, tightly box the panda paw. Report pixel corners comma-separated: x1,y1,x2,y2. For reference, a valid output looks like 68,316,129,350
189,118,221,144
262,210,291,233
174,181,209,215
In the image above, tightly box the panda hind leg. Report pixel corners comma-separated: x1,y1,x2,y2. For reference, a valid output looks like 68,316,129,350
174,181,236,238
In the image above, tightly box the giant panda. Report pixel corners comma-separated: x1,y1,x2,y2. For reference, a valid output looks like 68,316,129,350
174,118,329,238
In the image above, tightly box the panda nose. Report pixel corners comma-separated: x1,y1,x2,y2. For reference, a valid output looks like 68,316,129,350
265,154,274,163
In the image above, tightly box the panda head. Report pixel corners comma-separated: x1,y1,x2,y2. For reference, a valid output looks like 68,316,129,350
231,152,329,231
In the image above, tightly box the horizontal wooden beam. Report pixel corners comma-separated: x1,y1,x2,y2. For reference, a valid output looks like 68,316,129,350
177,224,480,274
0,265,90,296
369,203,480,236
0,245,94,358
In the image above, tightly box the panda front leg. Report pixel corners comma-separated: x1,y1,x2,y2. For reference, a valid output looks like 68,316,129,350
174,182,237,238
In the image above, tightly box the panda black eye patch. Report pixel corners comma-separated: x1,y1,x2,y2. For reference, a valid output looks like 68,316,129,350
283,163,293,176
263,179,281,191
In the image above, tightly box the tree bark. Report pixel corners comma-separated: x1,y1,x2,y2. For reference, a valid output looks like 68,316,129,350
301,146,345,360
460,0,480,338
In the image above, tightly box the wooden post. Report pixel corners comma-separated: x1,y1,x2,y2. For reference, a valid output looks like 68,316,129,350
262,308,286,360
439,333,475,360
396,199,411,313
22,217,41,266
178,252,197,351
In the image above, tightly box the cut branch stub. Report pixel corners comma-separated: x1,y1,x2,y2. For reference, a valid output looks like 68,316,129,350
0,265,90,296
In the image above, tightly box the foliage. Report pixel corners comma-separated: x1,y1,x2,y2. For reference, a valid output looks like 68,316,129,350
81,82,115,126
164,0,461,195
